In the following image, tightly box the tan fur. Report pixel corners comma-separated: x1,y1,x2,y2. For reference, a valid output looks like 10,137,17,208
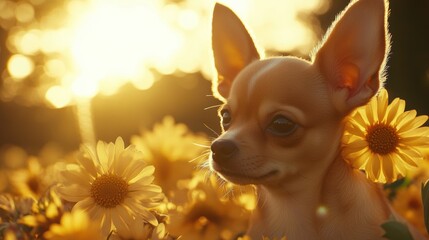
210,1,426,239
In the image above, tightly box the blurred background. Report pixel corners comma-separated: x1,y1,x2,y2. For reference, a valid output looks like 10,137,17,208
0,0,428,154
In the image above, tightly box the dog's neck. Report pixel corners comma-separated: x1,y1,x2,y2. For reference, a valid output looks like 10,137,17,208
249,151,391,239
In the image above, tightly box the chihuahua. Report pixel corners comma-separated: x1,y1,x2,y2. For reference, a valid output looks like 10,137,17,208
209,0,426,239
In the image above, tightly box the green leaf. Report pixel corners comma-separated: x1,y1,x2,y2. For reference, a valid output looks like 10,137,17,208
421,180,429,234
381,220,414,240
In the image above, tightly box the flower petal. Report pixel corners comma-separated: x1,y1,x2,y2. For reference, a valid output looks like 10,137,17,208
101,209,112,236
124,198,158,225
351,149,371,169
399,127,429,139
396,151,419,168
400,136,429,146
128,185,162,199
113,149,134,177
105,142,115,173
124,162,152,182
349,111,369,129
60,168,92,187
87,205,104,224
73,197,95,211
111,206,129,233
56,185,89,202
365,100,375,124
392,156,406,178
342,146,367,160
399,146,424,158
381,154,394,183
397,115,428,133
345,125,366,138
377,89,388,121
129,175,155,187
78,147,99,178
395,110,417,130
128,165,155,183
115,137,125,160
370,96,379,122
96,141,109,172
386,98,406,124
371,154,381,180
345,139,368,151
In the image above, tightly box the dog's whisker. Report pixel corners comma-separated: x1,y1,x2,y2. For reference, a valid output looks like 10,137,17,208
203,123,220,138
189,151,210,163
197,159,211,171
204,104,223,110
192,142,210,149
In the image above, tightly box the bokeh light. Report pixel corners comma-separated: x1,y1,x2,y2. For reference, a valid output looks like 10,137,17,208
7,54,34,80
0,0,329,108
45,86,71,108
15,3,35,23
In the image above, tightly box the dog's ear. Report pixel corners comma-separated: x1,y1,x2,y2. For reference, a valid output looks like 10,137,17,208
313,0,390,114
212,3,261,100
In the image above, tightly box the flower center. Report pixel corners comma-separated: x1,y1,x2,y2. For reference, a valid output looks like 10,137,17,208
365,123,399,155
90,174,128,208
408,197,422,210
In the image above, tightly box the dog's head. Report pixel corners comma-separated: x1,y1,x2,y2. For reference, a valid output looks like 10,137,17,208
210,0,390,186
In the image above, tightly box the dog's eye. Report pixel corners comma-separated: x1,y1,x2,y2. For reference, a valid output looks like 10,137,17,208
221,109,232,128
267,115,297,137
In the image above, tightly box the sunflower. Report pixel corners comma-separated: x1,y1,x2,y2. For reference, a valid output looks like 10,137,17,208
19,189,65,237
111,213,169,240
0,194,33,221
56,137,164,236
391,184,427,237
43,210,104,240
342,88,429,183
131,116,208,197
0,194,34,239
262,237,288,240
8,157,48,199
168,174,250,240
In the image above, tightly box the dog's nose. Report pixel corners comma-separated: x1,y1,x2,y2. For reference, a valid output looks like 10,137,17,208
211,139,238,162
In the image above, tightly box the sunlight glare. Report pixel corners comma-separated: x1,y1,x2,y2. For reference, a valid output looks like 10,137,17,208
40,29,69,54
1,0,328,107
178,9,200,30
69,0,184,96
221,0,329,54
71,74,99,98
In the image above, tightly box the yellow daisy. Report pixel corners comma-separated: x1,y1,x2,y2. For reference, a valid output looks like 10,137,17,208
56,137,163,236
19,189,64,237
168,174,250,240
44,210,104,240
0,194,33,220
131,116,208,197
8,157,47,199
111,214,169,240
391,184,427,237
343,88,429,183
263,237,288,240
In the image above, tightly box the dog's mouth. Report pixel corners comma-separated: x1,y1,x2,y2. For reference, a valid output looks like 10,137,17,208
214,165,278,183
